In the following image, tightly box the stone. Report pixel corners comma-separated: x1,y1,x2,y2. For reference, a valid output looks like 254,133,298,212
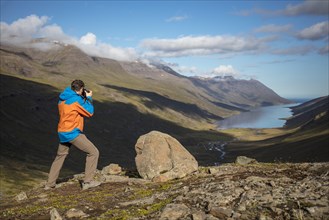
192,210,206,220
152,175,170,182
258,213,273,220
209,206,232,219
160,203,190,220
119,197,154,206
65,208,88,218
101,163,122,175
135,131,198,181
50,208,62,220
235,156,258,165
15,192,27,201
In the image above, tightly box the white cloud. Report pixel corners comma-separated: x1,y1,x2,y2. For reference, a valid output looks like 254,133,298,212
141,35,264,58
78,42,137,61
171,64,198,75
0,14,49,43
254,24,292,33
166,15,188,22
3,14,48,36
283,0,329,16
211,65,240,77
296,21,329,40
80,32,97,45
0,14,137,61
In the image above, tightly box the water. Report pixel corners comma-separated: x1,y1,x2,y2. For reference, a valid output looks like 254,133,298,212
218,103,300,129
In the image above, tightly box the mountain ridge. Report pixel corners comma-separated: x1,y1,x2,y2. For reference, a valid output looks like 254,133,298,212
0,42,291,114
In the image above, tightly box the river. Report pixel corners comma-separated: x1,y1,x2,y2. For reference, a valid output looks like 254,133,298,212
217,103,301,129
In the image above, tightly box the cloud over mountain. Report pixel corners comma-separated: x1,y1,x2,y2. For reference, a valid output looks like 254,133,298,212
80,32,97,45
211,65,240,77
0,14,137,61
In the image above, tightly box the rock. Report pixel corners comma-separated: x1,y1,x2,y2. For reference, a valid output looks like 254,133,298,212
306,207,316,214
152,175,170,183
192,210,206,220
50,208,62,220
119,197,154,206
258,213,273,220
101,163,122,175
65,208,88,218
135,131,198,181
160,203,190,220
103,174,129,182
209,206,233,219
205,214,220,220
237,203,246,211
15,192,27,201
235,156,258,165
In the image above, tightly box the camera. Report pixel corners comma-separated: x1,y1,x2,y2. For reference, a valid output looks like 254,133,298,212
82,88,90,100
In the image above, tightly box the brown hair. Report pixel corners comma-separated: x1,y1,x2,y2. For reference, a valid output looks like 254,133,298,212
71,79,85,91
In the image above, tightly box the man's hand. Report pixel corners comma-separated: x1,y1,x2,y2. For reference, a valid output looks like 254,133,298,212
85,90,93,97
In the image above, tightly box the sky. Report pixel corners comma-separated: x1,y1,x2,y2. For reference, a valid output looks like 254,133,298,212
0,0,328,99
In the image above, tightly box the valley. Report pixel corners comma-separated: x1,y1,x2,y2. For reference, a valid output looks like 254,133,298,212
0,42,328,197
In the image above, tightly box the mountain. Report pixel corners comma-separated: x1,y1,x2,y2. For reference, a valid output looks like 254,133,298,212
285,96,328,129
0,42,291,119
0,41,292,196
190,76,291,110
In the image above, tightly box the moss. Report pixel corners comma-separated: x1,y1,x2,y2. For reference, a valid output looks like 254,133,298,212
98,209,130,220
138,197,173,216
130,188,154,199
157,182,173,191
88,192,113,203
98,197,174,220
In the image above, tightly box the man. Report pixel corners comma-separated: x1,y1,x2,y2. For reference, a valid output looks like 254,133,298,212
45,79,101,190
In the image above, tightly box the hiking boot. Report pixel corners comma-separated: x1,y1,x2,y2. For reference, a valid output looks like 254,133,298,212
82,181,101,190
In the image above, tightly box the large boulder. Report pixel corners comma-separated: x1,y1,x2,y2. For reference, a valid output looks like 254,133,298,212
135,131,198,182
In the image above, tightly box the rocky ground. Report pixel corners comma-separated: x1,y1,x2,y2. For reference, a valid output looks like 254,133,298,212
1,161,328,220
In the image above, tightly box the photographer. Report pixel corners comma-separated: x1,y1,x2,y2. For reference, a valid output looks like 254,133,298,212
45,79,101,190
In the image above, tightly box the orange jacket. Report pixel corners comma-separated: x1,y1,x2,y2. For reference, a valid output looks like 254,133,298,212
57,87,94,142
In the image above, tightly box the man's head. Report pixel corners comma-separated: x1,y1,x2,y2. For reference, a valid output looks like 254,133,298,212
71,80,85,94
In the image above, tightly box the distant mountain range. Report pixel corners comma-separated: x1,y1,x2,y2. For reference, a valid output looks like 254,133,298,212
0,42,290,117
